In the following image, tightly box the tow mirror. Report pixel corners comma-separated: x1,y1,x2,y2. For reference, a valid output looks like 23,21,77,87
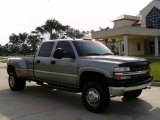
53,48,64,59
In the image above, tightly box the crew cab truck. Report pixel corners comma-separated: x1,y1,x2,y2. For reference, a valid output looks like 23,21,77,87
7,39,152,113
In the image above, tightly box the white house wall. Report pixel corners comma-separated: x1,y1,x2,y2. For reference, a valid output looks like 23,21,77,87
128,39,144,56
114,20,137,28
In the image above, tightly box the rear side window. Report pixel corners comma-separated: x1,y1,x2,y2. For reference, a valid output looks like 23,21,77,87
38,42,54,57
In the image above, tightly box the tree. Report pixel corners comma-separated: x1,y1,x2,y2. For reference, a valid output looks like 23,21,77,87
35,19,66,40
9,32,28,55
8,18,86,55
18,33,28,54
9,34,19,46
35,18,86,40
27,31,44,53
65,27,85,39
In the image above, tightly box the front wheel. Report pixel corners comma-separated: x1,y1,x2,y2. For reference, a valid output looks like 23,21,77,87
8,72,26,91
123,89,142,99
82,82,110,113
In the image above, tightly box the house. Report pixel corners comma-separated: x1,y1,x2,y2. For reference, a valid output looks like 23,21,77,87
92,0,160,56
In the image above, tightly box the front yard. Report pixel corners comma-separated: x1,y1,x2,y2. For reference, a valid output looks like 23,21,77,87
149,59,160,82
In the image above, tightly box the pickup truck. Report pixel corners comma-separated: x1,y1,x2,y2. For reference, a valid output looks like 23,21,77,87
7,39,152,113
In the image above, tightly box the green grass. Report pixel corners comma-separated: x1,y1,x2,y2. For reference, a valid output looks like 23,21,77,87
149,59,160,82
0,56,7,63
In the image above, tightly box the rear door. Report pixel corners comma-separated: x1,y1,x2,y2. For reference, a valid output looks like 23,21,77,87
34,41,55,81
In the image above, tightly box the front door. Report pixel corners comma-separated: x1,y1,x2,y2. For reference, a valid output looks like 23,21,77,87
49,41,78,85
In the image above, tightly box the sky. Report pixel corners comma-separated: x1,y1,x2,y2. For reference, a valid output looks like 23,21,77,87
0,0,152,45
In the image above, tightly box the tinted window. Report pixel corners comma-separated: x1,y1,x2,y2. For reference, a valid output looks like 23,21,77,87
56,41,74,58
137,43,141,51
38,42,54,57
73,41,113,56
146,7,160,29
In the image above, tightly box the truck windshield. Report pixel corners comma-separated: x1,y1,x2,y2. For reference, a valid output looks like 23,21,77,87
73,41,113,56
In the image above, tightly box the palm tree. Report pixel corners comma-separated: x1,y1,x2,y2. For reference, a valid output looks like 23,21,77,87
35,19,66,40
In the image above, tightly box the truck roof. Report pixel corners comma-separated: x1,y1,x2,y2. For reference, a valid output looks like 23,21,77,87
42,39,93,43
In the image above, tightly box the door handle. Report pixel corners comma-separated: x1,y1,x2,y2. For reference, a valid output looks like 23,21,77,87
51,60,56,64
36,60,40,63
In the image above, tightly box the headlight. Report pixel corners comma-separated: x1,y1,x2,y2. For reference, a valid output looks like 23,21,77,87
114,67,130,72
114,67,131,80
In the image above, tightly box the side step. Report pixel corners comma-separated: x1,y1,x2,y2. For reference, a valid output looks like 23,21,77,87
36,82,80,93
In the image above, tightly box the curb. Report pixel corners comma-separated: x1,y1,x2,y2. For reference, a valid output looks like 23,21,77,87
151,82,160,87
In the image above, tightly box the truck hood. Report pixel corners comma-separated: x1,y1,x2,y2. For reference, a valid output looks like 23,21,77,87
84,55,147,64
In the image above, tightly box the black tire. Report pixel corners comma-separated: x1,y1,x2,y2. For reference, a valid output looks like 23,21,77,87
123,89,142,99
8,72,26,91
82,82,110,113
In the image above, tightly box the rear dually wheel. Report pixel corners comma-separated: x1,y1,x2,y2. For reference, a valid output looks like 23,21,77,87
8,72,26,91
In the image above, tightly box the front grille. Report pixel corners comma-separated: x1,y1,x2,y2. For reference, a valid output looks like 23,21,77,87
130,64,150,72
131,73,151,81
127,63,151,82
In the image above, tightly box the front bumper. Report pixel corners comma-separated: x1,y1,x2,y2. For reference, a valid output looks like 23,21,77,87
109,81,152,96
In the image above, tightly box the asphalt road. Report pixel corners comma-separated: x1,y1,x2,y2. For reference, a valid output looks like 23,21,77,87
0,63,160,120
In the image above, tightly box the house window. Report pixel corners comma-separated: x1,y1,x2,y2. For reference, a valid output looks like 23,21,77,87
122,44,124,51
137,43,141,51
146,7,160,29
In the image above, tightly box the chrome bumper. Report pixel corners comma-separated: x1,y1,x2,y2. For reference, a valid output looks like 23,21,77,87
109,82,151,96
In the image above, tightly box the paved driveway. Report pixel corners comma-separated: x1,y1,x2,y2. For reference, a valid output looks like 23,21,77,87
0,63,160,120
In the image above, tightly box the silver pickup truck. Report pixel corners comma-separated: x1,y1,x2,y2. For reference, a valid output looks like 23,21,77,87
7,39,152,113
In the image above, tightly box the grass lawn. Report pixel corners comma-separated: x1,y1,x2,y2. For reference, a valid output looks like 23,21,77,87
0,56,7,63
149,59,160,82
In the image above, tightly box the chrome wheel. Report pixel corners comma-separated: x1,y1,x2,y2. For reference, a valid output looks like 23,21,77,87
9,75,15,88
82,82,110,113
86,88,100,107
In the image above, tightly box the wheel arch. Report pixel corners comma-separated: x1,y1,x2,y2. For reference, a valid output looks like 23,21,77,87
79,71,108,90
7,65,16,74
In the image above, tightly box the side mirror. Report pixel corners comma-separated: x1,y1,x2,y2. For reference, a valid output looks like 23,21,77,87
53,48,64,59
53,48,75,59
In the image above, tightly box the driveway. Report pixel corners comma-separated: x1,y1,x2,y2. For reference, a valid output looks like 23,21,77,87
0,63,160,120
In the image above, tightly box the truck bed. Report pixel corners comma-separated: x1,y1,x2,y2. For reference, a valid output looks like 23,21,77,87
8,55,35,79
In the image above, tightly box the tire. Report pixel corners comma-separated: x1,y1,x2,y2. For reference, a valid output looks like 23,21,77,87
82,82,110,113
8,72,26,91
123,89,142,99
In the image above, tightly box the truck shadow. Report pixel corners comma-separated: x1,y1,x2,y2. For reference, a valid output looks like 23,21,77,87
0,85,160,120
107,97,160,116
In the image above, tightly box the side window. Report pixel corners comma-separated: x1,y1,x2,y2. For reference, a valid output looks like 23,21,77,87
38,42,54,57
122,44,124,51
137,43,141,51
56,41,74,58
